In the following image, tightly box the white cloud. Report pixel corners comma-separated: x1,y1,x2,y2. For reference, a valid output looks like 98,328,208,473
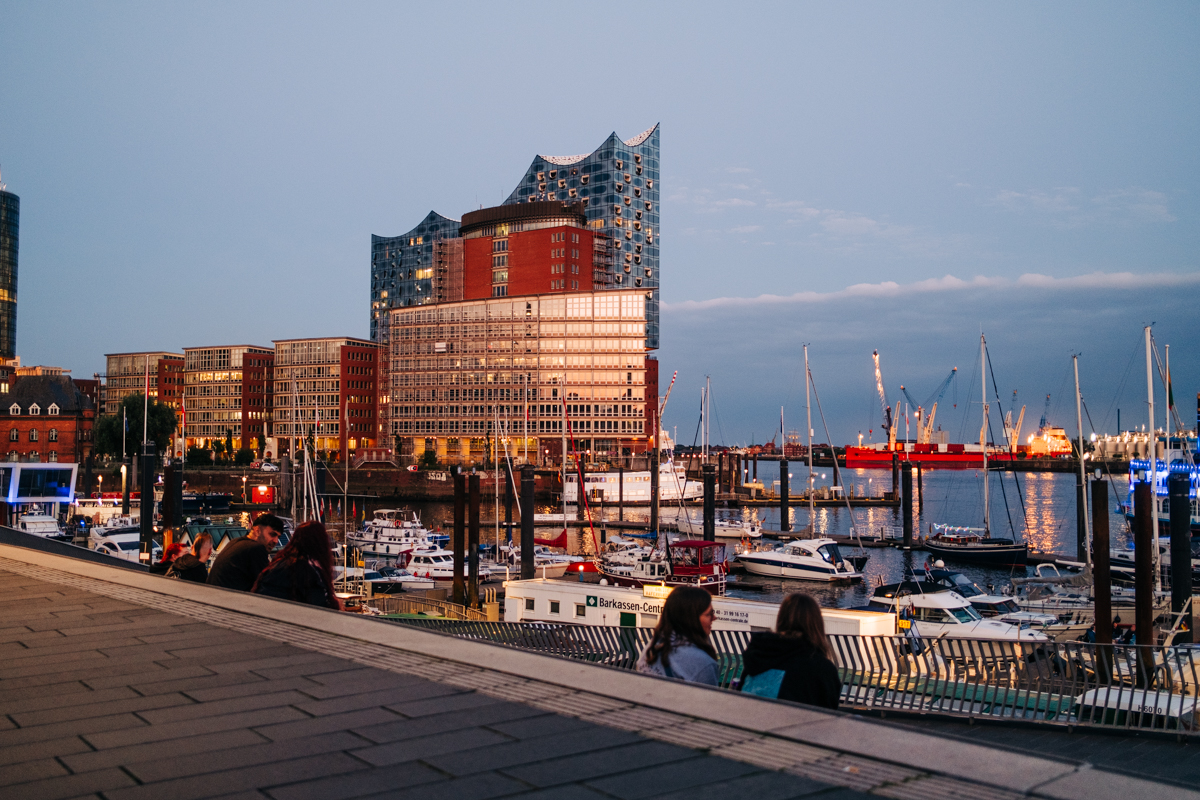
664,271,1200,311
725,167,753,174
730,225,763,234
992,186,1176,227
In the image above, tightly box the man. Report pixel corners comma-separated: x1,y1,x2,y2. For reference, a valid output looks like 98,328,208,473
207,514,284,591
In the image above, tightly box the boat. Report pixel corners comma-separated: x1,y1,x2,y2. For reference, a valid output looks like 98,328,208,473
181,492,233,513
72,496,139,526
844,442,1025,470
737,538,863,582
15,512,70,541
1121,454,1200,535
494,544,583,579
347,509,447,559
924,566,1088,640
334,566,435,594
922,524,1029,566
407,548,494,582
89,526,161,563
866,580,1048,641
670,514,764,540
598,539,728,595
564,460,703,504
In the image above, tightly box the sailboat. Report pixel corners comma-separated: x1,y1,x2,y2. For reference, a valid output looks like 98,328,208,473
923,334,1029,566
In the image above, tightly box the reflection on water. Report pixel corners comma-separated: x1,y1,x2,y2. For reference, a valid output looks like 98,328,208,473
288,467,1133,609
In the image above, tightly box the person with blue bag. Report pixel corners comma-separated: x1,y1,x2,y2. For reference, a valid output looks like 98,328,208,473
739,592,841,709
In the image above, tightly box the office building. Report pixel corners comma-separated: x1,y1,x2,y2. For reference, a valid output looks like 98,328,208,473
273,337,379,462
182,345,273,453
102,352,185,415
3,375,95,463
0,175,17,360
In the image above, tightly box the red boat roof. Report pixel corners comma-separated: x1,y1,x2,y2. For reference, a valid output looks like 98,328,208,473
672,540,725,549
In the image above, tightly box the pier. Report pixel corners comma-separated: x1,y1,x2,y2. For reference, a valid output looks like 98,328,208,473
1,539,1197,798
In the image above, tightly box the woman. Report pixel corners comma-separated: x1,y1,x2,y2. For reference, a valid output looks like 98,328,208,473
150,543,187,575
636,586,720,686
166,533,212,583
740,592,841,709
250,521,342,610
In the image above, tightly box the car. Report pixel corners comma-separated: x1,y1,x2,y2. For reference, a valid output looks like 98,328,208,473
260,462,280,472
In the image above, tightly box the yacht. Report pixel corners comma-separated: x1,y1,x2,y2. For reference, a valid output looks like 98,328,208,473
334,566,436,594
922,524,1028,566
737,538,863,582
564,461,703,503
407,548,494,582
89,527,161,564
347,511,445,559
598,539,728,595
866,581,1048,641
15,513,69,541
923,567,1085,639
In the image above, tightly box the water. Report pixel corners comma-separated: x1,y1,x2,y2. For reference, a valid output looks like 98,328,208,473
283,465,1134,609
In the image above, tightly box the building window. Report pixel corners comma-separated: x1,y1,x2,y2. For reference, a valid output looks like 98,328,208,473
524,597,534,610
575,603,586,617
549,600,560,614
48,428,58,442
492,239,508,253
29,429,37,442
6,451,15,462
8,428,15,441
29,404,39,415
48,404,59,415
492,254,507,267
492,270,508,284
9,404,18,415
48,451,57,462
492,286,508,297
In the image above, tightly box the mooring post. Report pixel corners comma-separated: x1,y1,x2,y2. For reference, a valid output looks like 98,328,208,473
780,459,790,533
452,473,466,605
753,454,758,481
703,464,716,541
139,443,157,565
1134,481,1155,684
468,474,480,608
1170,473,1192,640
891,451,899,500
618,466,624,522
520,465,535,580
902,461,913,550
1092,478,1113,682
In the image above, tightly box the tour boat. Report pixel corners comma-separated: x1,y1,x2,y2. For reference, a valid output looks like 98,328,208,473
564,461,703,504
736,538,863,582
597,539,728,595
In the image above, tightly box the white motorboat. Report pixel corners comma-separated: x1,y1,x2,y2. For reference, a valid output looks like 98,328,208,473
334,566,436,594
72,497,139,526
737,538,862,582
347,511,445,559
407,548,494,582
89,526,160,563
15,513,69,541
495,544,583,578
867,581,1047,641
670,514,764,540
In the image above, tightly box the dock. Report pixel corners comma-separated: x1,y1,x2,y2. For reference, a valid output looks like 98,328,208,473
0,538,1194,798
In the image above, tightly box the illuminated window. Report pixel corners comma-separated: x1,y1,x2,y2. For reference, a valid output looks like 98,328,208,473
48,428,57,442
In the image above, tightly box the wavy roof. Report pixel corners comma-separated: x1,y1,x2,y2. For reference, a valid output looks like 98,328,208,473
536,123,659,166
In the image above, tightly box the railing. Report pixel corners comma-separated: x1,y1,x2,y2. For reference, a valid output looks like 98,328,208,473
368,594,488,621
385,618,1200,733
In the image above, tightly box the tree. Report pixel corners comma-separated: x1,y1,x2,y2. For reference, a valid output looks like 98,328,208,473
94,395,178,458
419,450,438,470
235,448,254,465
186,446,212,466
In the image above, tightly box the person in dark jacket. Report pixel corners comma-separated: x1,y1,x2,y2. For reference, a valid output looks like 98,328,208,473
207,514,284,591
740,592,841,709
250,521,341,609
149,543,187,575
167,533,213,583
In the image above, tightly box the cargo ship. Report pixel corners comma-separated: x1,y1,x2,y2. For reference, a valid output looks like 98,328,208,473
845,426,1074,469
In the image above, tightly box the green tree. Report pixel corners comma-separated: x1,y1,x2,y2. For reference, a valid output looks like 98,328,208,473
419,450,438,470
94,395,178,458
186,446,212,466
235,448,254,465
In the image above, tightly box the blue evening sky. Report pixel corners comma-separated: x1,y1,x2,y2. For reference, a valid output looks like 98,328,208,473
1,2,1196,443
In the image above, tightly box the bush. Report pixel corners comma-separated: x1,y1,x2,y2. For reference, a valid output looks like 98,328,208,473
234,448,255,466
186,446,213,466
419,450,439,469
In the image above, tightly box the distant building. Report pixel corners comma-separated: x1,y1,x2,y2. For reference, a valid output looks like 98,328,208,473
182,345,273,453
102,352,185,416
272,337,379,462
0,176,17,360
2,375,94,463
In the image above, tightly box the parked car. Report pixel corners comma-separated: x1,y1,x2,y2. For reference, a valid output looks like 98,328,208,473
260,461,280,472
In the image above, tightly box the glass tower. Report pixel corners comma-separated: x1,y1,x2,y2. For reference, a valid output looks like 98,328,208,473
502,124,660,349
0,185,17,360
369,211,461,342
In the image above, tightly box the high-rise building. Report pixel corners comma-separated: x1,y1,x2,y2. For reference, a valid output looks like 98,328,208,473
0,175,18,360
182,345,273,454
102,352,185,416
273,337,379,462
374,125,661,466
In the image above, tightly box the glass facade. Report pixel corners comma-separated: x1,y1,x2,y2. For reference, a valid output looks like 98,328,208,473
502,124,660,349
388,290,648,465
369,212,461,342
182,345,273,448
0,190,18,360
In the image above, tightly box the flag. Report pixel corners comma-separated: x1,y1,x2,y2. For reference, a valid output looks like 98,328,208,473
1167,367,1175,410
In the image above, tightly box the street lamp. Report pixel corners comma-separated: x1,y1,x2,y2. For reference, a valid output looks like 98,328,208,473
241,475,247,504
97,474,102,498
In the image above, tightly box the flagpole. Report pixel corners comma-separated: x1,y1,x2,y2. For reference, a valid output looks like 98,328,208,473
143,355,149,447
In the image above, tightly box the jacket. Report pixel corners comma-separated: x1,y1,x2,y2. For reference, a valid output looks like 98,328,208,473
636,636,720,686
166,553,209,583
206,537,270,592
739,632,841,709
252,560,338,609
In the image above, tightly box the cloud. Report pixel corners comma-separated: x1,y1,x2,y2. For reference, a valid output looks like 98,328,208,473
725,167,753,174
663,271,1200,312
710,197,756,209
991,186,1176,227
730,225,763,234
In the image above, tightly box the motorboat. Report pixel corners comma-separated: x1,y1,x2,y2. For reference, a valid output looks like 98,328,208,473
334,566,436,594
16,513,69,541
921,524,1028,566
407,548,494,582
72,496,139,527
365,508,431,535
670,514,764,540
89,527,161,564
737,538,863,582
347,512,446,559
866,580,1048,641
598,539,728,595
922,566,1086,640
376,566,437,591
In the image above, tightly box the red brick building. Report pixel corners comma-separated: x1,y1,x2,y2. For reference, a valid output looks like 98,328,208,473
2,375,95,463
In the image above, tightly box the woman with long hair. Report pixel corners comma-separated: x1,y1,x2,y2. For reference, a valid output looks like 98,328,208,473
250,521,341,610
739,592,841,708
636,586,720,686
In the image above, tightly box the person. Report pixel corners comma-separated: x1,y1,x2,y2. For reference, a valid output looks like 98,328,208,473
635,586,720,686
739,592,841,709
250,521,341,609
206,513,284,591
149,543,187,575
167,533,213,583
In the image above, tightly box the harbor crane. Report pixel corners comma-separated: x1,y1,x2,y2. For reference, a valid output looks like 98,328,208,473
872,351,896,448
897,367,958,444
1039,393,1052,429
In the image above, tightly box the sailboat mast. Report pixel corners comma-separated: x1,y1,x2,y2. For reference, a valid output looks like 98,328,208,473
805,345,814,534
1074,354,1090,569
1145,326,1160,591
981,334,990,536
561,397,567,520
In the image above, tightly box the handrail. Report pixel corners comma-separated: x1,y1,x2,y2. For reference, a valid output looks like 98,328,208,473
369,593,488,621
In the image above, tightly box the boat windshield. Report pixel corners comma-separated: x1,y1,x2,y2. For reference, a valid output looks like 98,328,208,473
817,543,842,564
950,606,983,623
949,574,985,598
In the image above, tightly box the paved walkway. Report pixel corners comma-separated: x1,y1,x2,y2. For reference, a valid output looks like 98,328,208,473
0,543,1196,800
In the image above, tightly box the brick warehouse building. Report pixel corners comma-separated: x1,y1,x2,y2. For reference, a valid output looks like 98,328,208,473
373,125,661,466
2,375,95,462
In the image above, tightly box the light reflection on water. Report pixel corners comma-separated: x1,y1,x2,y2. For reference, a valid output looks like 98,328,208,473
293,466,1134,609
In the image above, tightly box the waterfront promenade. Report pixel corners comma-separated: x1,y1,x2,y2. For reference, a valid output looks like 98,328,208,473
0,543,1195,800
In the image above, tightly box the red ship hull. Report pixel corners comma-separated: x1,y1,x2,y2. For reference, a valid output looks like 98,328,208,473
844,446,1021,470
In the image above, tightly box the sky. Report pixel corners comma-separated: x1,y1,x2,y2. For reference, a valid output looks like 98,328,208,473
1,2,1196,444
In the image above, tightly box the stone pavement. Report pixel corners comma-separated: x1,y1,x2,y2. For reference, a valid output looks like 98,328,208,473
0,543,1196,800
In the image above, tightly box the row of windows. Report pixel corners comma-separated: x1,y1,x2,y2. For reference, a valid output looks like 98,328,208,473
9,428,58,441
8,403,59,416
6,451,61,462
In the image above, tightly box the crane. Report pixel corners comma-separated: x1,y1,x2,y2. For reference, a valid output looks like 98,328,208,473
872,351,893,444
899,385,925,444
1039,393,1051,429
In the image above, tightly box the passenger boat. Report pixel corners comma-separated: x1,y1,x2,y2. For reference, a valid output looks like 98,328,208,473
737,538,863,582
1122,452,1200,535
564,461,703,504
922,524,1029,566
866,580,1047,641
407,548,494,582
597,539,728,595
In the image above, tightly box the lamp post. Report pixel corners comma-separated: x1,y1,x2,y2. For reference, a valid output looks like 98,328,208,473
241,474,247,504
97,474,102,499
